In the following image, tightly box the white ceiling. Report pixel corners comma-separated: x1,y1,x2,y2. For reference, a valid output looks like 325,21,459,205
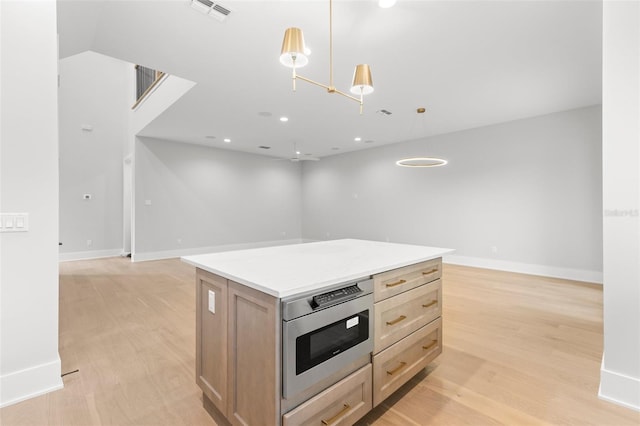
57,0,602,159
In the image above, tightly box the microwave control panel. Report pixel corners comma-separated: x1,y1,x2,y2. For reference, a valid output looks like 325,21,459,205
311,284,362,309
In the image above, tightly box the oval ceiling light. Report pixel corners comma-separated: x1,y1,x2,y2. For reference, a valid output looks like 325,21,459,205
280,116,289,122
223,138,231,143
378,0,397,8
396,157,448,167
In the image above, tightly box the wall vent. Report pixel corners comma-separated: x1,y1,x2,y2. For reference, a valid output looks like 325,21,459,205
190,0,233,22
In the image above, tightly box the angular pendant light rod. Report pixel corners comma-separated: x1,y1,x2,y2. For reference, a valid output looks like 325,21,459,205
280,0,374,114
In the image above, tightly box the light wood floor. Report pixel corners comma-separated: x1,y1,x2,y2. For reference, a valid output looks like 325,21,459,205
1,258,638,426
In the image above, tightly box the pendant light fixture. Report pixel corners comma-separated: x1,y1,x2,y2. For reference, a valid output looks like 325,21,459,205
396,108,448,168
280,0,374,114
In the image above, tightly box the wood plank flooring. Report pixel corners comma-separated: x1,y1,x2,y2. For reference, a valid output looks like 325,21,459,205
1,258,638,425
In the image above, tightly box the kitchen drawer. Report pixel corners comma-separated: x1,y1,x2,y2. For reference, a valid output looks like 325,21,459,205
373,258,442,302
374,279,442,354
283,364,372,426
373,317,442,407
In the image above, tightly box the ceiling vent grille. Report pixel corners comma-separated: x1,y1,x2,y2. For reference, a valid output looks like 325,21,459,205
190,0,232,22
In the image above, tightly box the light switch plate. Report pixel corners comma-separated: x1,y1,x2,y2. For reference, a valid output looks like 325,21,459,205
208,290,215,314
0,213,28,233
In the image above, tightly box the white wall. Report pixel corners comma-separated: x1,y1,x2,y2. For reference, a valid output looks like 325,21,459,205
130,74,195,136
58,51,130,260
599,0,640,411
0,0,62,407
133,137,303,260
302,106,603,283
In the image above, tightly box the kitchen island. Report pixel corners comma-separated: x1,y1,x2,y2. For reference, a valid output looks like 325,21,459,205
183,239,453,426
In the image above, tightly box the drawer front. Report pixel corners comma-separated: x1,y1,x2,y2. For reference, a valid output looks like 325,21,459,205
283,364,372,426
373,318,442,407
374,279,442,354
373,258,442,302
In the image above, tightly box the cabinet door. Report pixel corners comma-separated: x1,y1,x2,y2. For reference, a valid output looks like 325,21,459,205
196,270,228,416
228,281,279,426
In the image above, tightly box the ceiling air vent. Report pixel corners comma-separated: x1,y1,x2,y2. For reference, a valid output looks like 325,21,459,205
190,0,233,22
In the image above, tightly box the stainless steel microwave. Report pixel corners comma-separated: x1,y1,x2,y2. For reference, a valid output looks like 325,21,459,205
281,278,374,400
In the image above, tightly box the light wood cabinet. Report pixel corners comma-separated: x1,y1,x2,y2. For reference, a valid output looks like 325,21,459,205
196,256,444,425
373,279,442,353
282,364,372,426
372,258,443,408
195,270,228,416
195,269,280,426
372,318,442,406
372,258,441,303
228,281,280,426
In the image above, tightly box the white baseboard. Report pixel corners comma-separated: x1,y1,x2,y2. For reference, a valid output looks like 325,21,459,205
59,249,124,262
0,357,63,408
599,359,640,412
132,239,306,262
443,254,603,284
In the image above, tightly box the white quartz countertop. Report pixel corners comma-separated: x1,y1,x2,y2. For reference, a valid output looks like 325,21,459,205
182,239,453,298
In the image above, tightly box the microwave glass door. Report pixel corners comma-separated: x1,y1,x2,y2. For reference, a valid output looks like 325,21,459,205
295,309,369,375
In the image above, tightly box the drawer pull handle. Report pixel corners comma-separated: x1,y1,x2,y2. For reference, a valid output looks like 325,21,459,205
321,403,351,425
422,340,438,351
386,279,407,288
422,268,439,275
387,361,407,376
386,315,407,326
422,300,437,309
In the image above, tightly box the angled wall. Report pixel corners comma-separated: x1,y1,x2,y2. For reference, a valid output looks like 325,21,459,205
133,137,303,261
58,51,130,260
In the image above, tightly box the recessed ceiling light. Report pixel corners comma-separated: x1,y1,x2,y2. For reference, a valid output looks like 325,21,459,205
364,140,375,144
332,147,340,151
223,138,231,143
258,146,271,150
354,137,361,142
396,157,448,168
280,116,289,122
258,111,272,117
205,135,216,139
377,109,392,116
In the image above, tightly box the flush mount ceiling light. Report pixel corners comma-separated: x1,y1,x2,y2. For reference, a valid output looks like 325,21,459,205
280,0,374,114
396,157,448,168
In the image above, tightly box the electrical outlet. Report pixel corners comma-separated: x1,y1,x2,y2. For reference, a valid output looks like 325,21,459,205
208,290,215,314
